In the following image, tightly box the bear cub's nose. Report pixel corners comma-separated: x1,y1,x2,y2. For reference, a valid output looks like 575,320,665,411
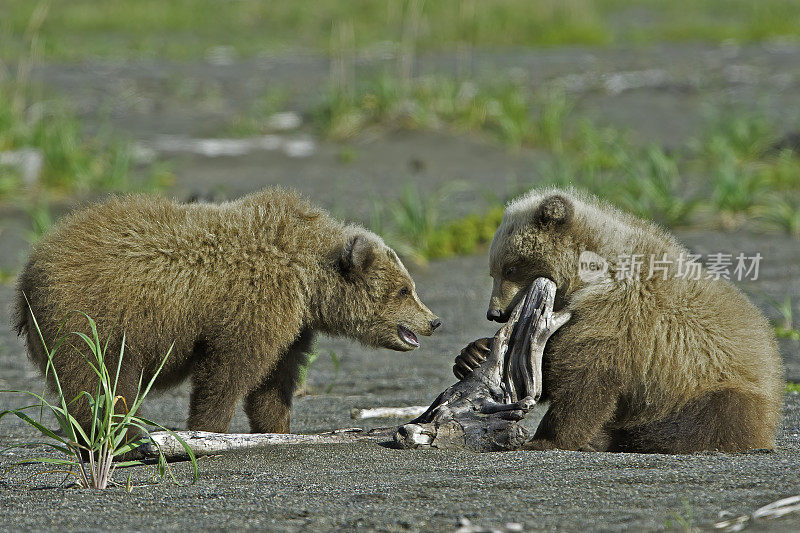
430,318,442,331
487,308,503,321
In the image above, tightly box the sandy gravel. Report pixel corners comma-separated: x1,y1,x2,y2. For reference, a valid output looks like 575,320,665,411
1,248,798,532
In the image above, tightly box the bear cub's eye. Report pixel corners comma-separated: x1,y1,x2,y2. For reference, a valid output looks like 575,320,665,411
398,287,411,298
503,265,517,277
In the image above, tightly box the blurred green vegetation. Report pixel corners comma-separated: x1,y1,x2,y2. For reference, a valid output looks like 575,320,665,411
0,84,172,194
2,0,800,62
0,3,174,200
352,83,800,264
304,66,799,258
0,82,174,198
1,0,798,267
315,74,572,151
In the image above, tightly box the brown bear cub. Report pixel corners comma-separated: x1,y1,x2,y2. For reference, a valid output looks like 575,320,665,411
455,187,784,453
15,188,440,434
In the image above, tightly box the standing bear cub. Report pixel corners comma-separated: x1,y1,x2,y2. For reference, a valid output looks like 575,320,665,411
15,188,440,434
455,188,784,453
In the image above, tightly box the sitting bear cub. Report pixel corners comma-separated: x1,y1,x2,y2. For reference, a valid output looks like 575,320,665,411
15,188,440,434
456,188,783,453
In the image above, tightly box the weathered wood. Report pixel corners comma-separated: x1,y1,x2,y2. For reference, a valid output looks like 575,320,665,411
394,278,570,452
350,406,428,420
139,427,396,460
714,495,800,532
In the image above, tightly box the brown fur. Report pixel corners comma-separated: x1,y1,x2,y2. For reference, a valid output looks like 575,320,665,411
459,187,784,453
14,188,439,434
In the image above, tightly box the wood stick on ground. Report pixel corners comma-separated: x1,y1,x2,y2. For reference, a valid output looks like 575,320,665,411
138,427,397,460
714,495,800,532
394,278,570,452
350,406,429,420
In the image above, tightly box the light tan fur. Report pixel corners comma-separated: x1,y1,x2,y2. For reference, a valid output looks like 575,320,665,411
461,187,783,453
14,188,439,434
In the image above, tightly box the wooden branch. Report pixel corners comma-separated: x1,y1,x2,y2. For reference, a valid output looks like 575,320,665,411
138,427,396,460
394,278,570,452
714,495,800,531
350,406,428,420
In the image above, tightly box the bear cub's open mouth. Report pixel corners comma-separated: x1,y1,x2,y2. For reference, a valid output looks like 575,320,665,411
398,324,419,348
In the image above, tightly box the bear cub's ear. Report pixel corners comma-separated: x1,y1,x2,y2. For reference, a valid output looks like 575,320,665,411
339,234,375,279
535,194,573,228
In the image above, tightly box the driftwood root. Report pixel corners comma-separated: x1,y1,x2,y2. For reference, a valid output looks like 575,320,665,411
394,278,570,452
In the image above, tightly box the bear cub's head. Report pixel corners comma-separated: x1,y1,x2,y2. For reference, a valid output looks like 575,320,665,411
487,191,579,322
335,229,440,351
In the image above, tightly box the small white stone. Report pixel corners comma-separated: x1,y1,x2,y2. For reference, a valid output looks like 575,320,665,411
197,138,251,157
282,137,316,158
0,148,43,184
267,112,302,131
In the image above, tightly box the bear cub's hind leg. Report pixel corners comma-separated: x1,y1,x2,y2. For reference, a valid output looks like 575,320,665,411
244,329,314,434
609,388,778,453
188,343,255,433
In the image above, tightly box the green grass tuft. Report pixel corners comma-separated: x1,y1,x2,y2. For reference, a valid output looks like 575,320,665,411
775,328,800,341
1,309,198,489
366,181,503,264
296,349,340,395
23,201,53,243
426,208,504,260
759,193,800,238
614,146,698,228
664,497,698,532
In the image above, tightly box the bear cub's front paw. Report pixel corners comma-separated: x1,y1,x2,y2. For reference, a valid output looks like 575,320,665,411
521,438,558,451
453,336,494,380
